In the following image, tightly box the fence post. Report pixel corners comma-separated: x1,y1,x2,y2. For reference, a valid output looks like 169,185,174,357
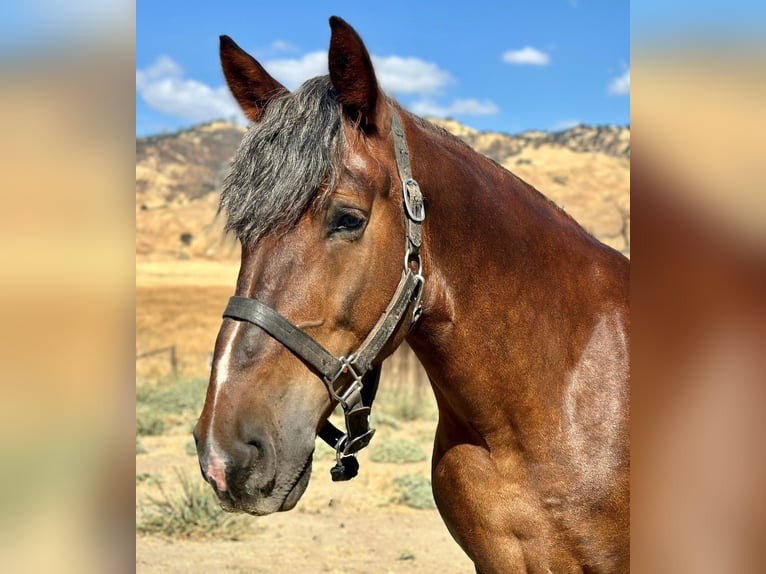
136,345,179,377
170,345,177,377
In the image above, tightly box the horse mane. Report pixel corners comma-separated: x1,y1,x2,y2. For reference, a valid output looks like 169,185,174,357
220,76,344,245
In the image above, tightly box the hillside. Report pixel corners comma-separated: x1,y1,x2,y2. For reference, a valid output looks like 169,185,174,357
136,119,629,260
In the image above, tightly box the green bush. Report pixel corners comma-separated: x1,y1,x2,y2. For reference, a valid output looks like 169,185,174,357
137,469,251,540
393,474,436,509
136,408,166,436
136,377,207,415
135,377,208,436
369,439,426,464
370,411,401,429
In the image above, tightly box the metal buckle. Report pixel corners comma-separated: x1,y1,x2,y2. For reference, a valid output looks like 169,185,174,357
334,428,375,458
323,355,363,409
402,179,425,222
334,435,351,460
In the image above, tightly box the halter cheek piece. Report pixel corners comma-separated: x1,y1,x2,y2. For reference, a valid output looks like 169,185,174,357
222,106,425,481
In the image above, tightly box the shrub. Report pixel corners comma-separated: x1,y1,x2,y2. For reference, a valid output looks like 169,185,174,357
369,439,426,464
136,408,166,436
136,377,207,416
137,469,251,540
370,411,400,429
135,377,208,436
393,474,436,509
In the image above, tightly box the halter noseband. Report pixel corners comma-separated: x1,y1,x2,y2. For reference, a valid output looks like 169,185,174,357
221,106,425,481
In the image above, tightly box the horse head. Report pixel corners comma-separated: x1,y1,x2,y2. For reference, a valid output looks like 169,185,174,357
193,17,420,515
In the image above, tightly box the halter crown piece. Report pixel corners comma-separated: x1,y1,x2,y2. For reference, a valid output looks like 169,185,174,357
222,106,425,481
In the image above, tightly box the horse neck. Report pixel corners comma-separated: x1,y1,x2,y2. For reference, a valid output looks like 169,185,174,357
402,115,629,445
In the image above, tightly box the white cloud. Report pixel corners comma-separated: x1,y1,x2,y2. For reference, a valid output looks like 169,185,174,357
136,56,245,124
135,55,182,86
263,52,454,95
608,69,630,96
263,51,327,89
253,40,301,59
372,56,454,95
268,40,299,53
502,46,550,66
409,98,499,118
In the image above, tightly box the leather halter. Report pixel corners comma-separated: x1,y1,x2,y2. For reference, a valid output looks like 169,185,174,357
222,106,425,481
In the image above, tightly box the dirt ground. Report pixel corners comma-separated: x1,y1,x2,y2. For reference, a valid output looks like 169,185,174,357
136,260,475,573
136,432,474,574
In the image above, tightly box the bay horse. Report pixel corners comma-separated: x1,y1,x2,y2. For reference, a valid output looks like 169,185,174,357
194,16,629,573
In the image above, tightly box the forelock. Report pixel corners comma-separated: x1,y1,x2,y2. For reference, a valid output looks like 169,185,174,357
220,76,344,245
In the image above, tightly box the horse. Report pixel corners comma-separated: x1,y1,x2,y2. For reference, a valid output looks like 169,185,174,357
193,16,630,573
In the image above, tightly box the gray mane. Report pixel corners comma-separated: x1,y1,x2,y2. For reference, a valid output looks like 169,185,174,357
220,76,344,245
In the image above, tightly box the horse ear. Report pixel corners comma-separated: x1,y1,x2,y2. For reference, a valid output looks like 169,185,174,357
220,35,288,123
328,16,382,131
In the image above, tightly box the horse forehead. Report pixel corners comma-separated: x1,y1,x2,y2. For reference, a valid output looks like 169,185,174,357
345,148,370,172
238,228,321,289
338,148,392,197
340,123,394,188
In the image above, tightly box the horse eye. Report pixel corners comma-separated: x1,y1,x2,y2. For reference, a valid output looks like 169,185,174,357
331,211,366,234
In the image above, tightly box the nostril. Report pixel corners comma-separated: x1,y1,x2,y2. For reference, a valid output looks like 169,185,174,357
240,428,271,464
244,438,263,461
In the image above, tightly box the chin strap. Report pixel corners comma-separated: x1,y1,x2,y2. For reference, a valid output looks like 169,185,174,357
221,105,424,481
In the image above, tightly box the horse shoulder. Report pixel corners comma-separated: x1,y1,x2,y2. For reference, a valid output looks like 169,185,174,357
563,310,629,476
558,309,630,570
432,441,586,573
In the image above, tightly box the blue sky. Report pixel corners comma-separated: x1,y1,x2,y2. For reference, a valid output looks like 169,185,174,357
136,1,629,137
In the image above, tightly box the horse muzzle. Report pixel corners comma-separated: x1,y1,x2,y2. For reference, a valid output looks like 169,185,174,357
194,424,313,515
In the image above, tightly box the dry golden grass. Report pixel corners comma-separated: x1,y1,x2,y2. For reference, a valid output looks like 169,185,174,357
136,283,231,379
137,260,239,287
